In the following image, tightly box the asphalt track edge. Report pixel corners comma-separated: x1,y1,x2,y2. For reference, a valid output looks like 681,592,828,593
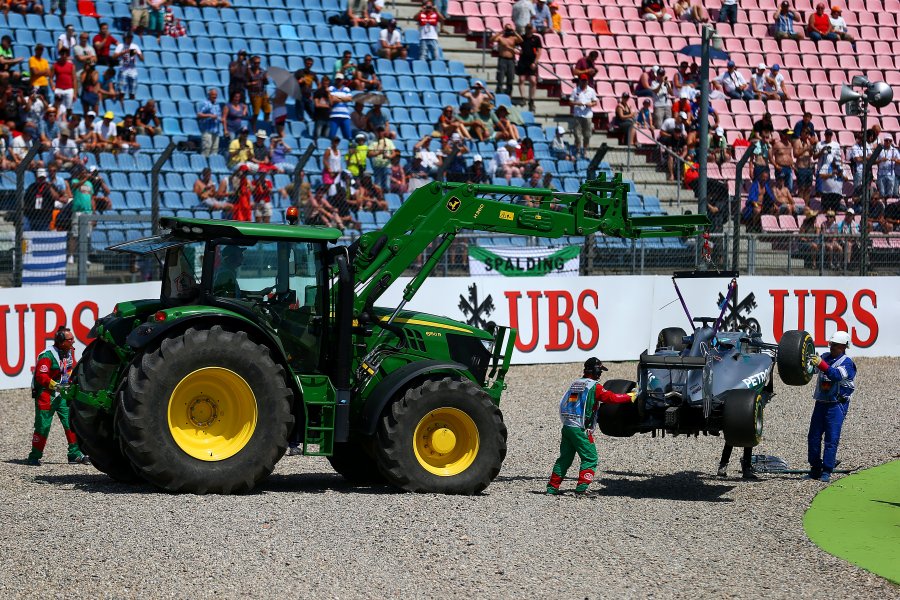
803,458,900,585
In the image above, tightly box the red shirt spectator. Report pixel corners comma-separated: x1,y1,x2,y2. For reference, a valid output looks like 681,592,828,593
233,171,253,221
92,23,118,65
53,57,75,91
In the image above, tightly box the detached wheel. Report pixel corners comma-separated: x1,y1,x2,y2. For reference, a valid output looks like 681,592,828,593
70,401,140,483
657,327,687,351
118,326,294,494
777,329,816,386
374,377,507,494
328,437,385,484
596,379,638,437
722,388,763,447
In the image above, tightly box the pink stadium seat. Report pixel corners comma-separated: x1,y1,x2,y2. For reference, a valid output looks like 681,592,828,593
814,85,836,100
748,100,766,115
796,84,815,100
662,21,681,37
735,115,754,131
596,81,615,97
466,17,485,32
548,48,568,64
779,215,799,231
621,51,640,66
543,33,563,48
603,50,622,65
747,10,768,24
568,6,587,20
586,6,604,20
761,215,780,232
733,24,752,39
838,131,855,146
609,20,628,35
772,115,789,129
608,65,627,80
653,36,676,52
626,20,646,36
484,16,502,31
636,36,655,51
767,102,786,116
644,21,663,37
730,100,750,116
574,20,593,35
474,2,495,17
498,4,512,18
603,6,622,20
791,70,810,86
820,55,841,70
785,100,803,116
622,6,640,20
625,65,643,81
783,54,803,69
555,64,574,81
882,117,900,131
845,116,861,131
613,81,632,96
596,35,618,50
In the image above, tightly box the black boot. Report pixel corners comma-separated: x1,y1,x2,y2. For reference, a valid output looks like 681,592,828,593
717,463,727,477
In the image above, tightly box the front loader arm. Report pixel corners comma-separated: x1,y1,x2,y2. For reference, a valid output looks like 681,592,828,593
351,174,708,315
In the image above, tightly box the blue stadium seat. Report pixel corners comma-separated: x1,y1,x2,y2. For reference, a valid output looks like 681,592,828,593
163,192,183,208
433,78,453,92
163,118,183,136
130,173,150,190
422,92,440,107
125,192,145,210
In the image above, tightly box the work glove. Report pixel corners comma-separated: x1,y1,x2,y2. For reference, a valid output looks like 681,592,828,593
808,354,827,372
48,380,58,390
628,391,638,403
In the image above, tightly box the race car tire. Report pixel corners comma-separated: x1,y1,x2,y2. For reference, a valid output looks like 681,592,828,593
597,379,638,437
657,327,687,351
777,329,816,386
722,388,763,447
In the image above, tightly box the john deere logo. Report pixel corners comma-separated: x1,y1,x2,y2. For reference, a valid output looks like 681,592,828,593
446,197,461,212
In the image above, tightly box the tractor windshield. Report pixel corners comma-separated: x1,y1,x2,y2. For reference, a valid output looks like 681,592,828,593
161,242,205,304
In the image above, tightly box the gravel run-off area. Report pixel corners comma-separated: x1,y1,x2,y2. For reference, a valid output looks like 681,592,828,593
1,358,898,599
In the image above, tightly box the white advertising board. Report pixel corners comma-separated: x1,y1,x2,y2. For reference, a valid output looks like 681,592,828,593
1,276,897,390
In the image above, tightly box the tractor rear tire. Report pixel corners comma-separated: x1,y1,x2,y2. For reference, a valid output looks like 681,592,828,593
596,379,639,437
374,377,507,494
722,388,764,447
70,401,140,483
328,438,386,484
777,329,816,386
657,327,687,351
117,326,294,494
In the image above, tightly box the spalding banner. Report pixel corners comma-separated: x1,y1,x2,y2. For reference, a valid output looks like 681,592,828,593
0,277,897,390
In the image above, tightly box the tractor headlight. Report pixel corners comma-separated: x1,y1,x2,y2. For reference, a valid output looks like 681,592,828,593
480,338,494,353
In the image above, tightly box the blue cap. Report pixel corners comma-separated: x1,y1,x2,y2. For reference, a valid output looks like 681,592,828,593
727,60,735,67
772,64,781,71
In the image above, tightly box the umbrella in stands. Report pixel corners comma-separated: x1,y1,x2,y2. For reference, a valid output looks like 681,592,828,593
678,44,730,61
267,67,301,98
354,92,389,105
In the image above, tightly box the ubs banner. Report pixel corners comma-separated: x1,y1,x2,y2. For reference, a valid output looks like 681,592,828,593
0,277,897,389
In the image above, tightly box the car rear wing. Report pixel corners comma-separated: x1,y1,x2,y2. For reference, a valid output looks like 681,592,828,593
638,351,715,420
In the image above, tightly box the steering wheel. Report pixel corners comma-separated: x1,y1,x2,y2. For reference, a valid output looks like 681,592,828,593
693,317,718,329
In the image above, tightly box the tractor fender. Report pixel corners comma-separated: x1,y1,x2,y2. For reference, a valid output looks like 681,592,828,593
357,360,469,436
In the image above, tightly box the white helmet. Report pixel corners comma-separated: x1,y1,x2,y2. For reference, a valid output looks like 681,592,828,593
829,331,851,346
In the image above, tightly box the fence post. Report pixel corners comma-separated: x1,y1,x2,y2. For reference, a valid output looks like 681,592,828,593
584,144,609,275
12,144,39,287
730,144,755,272
151,142,177,235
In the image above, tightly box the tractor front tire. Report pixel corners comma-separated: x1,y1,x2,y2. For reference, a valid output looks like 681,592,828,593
117,326,294,494
328,437,386,484
722,388,764,447
70,401,140,483
374,377,507,494
657,327,687,351
777,329,816,386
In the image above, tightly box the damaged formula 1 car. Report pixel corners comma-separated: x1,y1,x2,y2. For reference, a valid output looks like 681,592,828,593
597,271,816,447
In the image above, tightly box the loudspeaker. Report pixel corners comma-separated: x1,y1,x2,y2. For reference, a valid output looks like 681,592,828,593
838,84,862,106
866,81,894,108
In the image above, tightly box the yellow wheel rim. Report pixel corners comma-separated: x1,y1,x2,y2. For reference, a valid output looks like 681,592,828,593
413,407,479,476
167,367,258,462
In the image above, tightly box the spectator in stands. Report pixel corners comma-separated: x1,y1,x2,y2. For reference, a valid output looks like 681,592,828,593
29,45,51,99
549,2,562,33
807,3,838,41
118,114,140,153
231,166,253,221
85,165,111,212
23,168,56,231
846,130,868,193
415,2,443,62
743,170,777,231
793,129,815,202
12,0,44,15
875,137,898,199
356,55,381,91
773,2,804,40
672,62,693,99
148,0,167,38
494,139,523,183
491,25,520,97
768,64,789,100
292,59,317,124
457,102,488,141
251,171,273,223
346,132,369,177
551,126,573,161
672,0,708,23
473,101,499,137
313,76,333,139
750,64,777,101
773,173,802,214
634,65,660,99
328,73,354,140
511,0,534,35
93,22,118,67
52,127,78,169
71,112,94,152
708,127,729,165
379,20,407,60
750,132,772,180
663,127,688,181
57,24,77,55
466,154,489,184
828,6,855,48
98,66,121,111
437,105,472,140
47,162,71,203
771,129,795,190
493,105,519,143
222,92,248,141
194,167,231,212
228,127,253,169
531,0,552,33
366,0,386,27
819,209,843,268
131,0,149,34
196,88,222,157
112,33,142,102
717,0,739,25
817,151,845,212
517,136,537,175
443,132,469,182
389,153,408,194
460,80,494,112
333,52,356,84
73,32,96,75
366,103,394,138
350,101,369,136
641,0,671,21
797,208,820,268
322,136,344,188
51,49,76,110
11,126,41,169
38,106,60,149
249,129,273,172
613,93,637,147
229,50,248,101
246,56,270,130
814,128,840,170
516,24,542,112
717,60,753,101
354,172,388,212
89,111,114,152
411,132,441,178
0,35,25,77
368,126,395,190
792,111,816,140
572,52,599,87
135,99,161,136
752,113,774,140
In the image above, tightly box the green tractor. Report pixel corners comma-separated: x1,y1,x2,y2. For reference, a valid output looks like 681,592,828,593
68,177,707,494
